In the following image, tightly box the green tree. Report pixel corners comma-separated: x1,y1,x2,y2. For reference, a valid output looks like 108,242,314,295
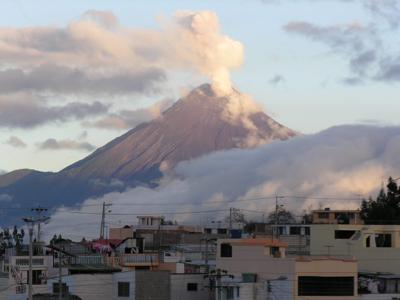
361,177,400,224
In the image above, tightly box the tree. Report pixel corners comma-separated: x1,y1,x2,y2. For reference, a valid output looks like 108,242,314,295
0,226,25,255
267,208,296,224
361,177,400,224
224,208,247,224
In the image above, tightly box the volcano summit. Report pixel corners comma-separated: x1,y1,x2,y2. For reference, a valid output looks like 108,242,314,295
0,84,297,224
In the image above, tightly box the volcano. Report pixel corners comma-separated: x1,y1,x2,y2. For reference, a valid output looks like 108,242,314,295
0,84,297,224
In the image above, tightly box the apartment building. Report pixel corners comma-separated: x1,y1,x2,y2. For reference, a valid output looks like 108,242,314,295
310,224,400,273
216,238,358,300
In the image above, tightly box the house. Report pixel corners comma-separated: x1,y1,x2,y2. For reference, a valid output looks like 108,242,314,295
1,243,59,300
216,238,358,300
42,270,170,300
310,224,400,273
312,208,363,224
254,224,311,255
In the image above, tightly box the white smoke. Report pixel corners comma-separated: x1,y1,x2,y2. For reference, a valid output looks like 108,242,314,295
43,125,400,240
170,11,244,95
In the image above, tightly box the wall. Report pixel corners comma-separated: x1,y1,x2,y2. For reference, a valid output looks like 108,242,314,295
310,224,400,273
216,242,295,282
47,273,113,300
112,271,135,300
170,273,208,300
135,270,170,300
294,258,358,300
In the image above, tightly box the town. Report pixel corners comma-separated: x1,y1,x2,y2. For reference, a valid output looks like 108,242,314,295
1,183,400,299
1,0,400,299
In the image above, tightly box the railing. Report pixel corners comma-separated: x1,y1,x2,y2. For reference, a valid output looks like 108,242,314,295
15,257,44,266
105,254,159,267
72,255,105,266
121,254,158,265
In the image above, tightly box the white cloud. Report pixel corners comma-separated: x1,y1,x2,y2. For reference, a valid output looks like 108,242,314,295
44,125,400,240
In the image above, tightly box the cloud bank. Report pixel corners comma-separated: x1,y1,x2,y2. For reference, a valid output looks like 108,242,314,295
37,138,96,152
44,125,400,240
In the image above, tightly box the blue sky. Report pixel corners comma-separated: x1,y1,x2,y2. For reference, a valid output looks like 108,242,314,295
0,0,399,172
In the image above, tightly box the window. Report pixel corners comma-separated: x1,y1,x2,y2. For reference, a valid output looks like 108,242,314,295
218,228,227,234
226,287,234,299
318,212,329,219
27,270,43,285
204,228,212,234
335,230,356,239
335,213,350,224
118,282,130,297
270,246,280,257
221,243,232,257
298,276,354,296
366,234,392,248
290,226,301,235
187,283,198,291
305,227,310,236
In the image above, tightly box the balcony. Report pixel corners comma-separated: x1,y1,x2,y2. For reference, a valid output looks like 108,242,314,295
106,254,159,268
13,256,45,267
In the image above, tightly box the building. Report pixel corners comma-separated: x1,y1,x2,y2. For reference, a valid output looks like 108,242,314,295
216,238,358,300
312,208,363,224
42,270,170,300
310,224,400,273
170,273,209,300
253,224,311,255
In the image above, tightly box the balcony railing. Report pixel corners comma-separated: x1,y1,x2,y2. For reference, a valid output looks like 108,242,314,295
14,257,44,266
121,254,158,265
105,254,159,267
71,255,105,266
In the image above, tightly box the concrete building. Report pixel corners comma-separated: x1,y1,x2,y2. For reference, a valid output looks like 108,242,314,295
254,224,311,255
312,208,363,225
216,238,358,300
42,270,170,300
170,273,209,300
310,224,400,273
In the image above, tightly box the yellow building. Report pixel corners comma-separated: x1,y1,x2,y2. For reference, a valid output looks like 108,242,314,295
216,238,358,300
310,224,400,273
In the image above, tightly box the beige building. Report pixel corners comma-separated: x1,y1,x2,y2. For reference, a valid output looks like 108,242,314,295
312,208,363,224
216,238,358,300
310,224,400,273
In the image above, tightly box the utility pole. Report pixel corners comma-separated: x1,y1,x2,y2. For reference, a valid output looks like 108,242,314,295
204,269,234,300
274,196,284,240
58,251,63,300
229,207,232,237
31,206,48,242
22,214,50,300
201,237,216,274
99,202,112,239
